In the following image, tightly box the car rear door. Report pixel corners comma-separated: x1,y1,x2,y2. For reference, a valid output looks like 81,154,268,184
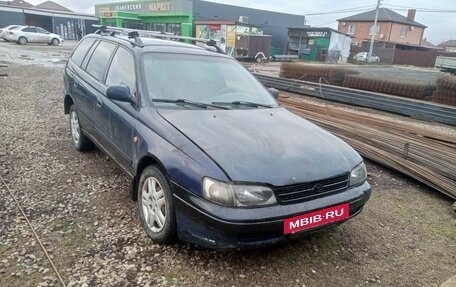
103,46,137,173
21,27,37,42
83,41,117,152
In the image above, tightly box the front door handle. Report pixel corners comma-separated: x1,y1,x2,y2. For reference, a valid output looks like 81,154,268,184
96,98,103,108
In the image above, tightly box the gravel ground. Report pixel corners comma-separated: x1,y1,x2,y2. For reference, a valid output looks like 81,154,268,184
0,46,455,287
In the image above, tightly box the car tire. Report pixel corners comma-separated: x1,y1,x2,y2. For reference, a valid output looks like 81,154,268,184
138,165,176,244
256,56,263,63
69,105,93,151
51,38,60,46
18,37,27,45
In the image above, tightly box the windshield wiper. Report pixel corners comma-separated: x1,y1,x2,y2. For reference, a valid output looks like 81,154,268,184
212,101,274,108
153,98,230,110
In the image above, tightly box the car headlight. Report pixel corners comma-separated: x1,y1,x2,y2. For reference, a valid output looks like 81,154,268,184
203,178,277,207
350,162,367,186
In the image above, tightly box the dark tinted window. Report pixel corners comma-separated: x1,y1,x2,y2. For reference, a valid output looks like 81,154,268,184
36,27,48,34
105,47,135,92
22,28,35,33
85,41,116,81
71,38,96,67
81,40,99,69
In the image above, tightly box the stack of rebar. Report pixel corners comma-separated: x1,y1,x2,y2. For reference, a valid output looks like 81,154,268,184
343,74,435,100
280,62,359,86
433,75,456,106
279,96,456,200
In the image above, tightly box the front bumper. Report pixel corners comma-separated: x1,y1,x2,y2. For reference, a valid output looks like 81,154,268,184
172,181,372,249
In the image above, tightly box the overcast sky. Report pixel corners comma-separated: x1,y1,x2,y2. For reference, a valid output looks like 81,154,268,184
26,0,456,44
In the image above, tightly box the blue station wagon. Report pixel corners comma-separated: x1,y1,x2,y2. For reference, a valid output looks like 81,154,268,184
63,26,371,248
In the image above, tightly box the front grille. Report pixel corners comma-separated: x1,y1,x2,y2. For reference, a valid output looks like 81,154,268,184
274,174,349,204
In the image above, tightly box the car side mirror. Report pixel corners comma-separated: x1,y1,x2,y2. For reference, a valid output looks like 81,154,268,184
268,88,279,99
106,85,133,103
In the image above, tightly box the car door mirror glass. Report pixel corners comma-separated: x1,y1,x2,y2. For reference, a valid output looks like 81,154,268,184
106,85,132,103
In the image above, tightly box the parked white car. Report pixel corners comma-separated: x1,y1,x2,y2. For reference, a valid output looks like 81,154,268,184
0,25,23,41
353,52,380,63
6,26,63,46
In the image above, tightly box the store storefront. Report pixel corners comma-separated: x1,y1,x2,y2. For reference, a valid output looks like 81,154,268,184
95,0,193,37
288,28,352,63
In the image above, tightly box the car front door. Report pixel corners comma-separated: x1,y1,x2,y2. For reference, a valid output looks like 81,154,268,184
103,47,137,173
35,27,50,43
83,40,117,150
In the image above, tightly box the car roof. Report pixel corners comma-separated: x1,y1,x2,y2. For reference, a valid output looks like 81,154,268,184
85,34,232,59
4,25,21,28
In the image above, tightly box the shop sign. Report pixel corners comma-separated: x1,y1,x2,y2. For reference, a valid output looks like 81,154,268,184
149,2,171,12
103,12,112,17
115,3,143,12
96,1,185,14
306,31,328,37
209,25,221,30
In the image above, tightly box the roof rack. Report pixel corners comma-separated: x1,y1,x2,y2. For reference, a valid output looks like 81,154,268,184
92,25,225,54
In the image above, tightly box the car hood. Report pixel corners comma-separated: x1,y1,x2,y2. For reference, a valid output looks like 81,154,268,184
158,107,362,186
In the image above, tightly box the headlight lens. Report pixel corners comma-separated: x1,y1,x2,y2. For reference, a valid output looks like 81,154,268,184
203,178,277,207
350,162,367,186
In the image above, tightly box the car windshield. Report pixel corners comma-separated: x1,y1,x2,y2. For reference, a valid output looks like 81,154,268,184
142,53,279,109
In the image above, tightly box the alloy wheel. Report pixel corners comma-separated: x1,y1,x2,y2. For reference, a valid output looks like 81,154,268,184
141,177,167,233
70,110,80,145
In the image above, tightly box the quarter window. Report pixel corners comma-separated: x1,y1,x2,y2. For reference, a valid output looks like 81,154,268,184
85,41,116,81
105,47,135,92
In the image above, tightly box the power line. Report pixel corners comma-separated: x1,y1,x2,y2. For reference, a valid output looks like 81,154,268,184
383,4,456,12
303,5,377,16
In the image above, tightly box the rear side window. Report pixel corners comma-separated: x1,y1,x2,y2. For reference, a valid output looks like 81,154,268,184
85,41,116,81
71,38,96,67
22,28,35,33
105,47,135,92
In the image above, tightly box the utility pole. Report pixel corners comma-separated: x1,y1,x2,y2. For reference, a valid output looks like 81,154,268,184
368,0,382,60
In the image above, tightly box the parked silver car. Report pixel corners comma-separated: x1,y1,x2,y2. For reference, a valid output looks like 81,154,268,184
353,52,380,63
6,26,63,45
0,25,23,41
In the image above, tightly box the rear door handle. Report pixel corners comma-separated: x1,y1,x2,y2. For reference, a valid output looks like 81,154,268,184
96,97,103,108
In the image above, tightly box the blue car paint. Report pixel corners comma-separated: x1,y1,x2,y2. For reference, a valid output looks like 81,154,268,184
157,108,362,186
64,34,371,248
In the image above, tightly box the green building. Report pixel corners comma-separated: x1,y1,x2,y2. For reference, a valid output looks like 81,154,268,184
95,0,194,37
95,0,306,53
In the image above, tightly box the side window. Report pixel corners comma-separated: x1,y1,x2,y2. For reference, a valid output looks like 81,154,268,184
22,28,35,33
105,47,135,92
70,38,96,67
85,41,116,81
36,27,48,34
81,40,99,69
